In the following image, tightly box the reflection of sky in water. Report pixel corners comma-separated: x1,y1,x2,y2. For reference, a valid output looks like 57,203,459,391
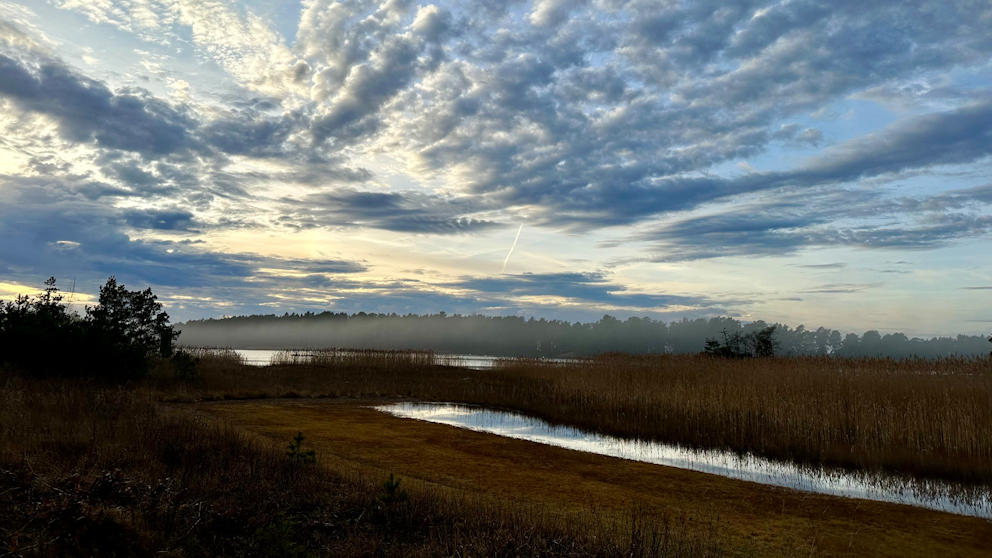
235,349,281,365
376,402,992,519
233,350,576,369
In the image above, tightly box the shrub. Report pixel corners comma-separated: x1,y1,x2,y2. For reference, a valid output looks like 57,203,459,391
171,350,200,382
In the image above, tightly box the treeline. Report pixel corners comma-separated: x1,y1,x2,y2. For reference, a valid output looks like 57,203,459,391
180,312,991,358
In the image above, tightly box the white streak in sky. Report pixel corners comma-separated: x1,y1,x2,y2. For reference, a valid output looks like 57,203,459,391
501,225,523,274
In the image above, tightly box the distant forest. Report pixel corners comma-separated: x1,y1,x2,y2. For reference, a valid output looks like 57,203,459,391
179,312,991,359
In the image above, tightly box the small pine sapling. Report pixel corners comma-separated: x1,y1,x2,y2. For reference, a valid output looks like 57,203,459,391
286,432,316,464
379,473,409,505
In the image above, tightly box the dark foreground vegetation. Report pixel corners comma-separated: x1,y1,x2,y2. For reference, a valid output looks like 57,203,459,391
3,347,991,556
179,311,990,358
0,370,722,557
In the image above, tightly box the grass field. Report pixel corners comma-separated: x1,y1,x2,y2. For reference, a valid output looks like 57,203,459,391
3,348,990,556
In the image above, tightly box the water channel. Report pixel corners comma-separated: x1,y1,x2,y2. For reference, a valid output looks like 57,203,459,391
376,402,992,519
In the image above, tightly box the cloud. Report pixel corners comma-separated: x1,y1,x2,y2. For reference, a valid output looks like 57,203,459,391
0,178,366,292
0,54,197,156
796,263,847,269
798,283,884,294
3,0,992,326
371,1,992,231
121,207,198,231
278,189,502,234
51,0,302,97
451,272,720,309
529,0,586,28
12,1,992,237
618,179,992,262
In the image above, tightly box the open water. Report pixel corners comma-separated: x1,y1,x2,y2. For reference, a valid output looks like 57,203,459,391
232,349,571,369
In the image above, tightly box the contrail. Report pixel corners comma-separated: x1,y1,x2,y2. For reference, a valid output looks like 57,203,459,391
501,224,523,274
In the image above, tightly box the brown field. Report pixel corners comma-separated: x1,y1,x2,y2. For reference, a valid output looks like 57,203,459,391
3,349,991,556
188,397,992,557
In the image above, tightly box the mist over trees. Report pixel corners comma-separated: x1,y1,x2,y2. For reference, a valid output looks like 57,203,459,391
179,312,991,359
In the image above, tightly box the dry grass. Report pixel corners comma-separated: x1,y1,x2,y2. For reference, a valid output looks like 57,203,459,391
0,371,726,557
195,397,992,558
487,354,992,485
155,350,992,484
4,349,990,556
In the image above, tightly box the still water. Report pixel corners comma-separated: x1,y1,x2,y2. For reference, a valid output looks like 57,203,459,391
233,349,553,369
376,402,992,519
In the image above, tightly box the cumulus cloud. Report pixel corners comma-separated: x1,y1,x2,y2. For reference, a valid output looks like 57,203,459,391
0,54,197,156
52,0,303,97
122,207,198,231
26,0,992,237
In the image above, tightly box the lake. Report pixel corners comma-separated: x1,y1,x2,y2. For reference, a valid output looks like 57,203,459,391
376,401,992,519
232,349,566,369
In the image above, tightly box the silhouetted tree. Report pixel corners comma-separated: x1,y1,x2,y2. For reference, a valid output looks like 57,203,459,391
751,325,779,357
0,278,84,375
85,276,177,380
0,276,177,381
704,325,778,358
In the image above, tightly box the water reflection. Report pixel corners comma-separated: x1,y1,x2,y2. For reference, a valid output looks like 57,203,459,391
376,402,992,519
232,349,572,370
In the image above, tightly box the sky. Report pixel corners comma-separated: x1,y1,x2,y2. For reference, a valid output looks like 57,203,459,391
0,0,990,336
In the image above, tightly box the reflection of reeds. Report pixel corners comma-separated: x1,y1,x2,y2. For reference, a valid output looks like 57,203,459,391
156,351,992,485
0,373,723,557
269,347,440,369
177,345,246,368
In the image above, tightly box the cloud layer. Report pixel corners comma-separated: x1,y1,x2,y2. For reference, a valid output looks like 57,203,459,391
1,0,991,328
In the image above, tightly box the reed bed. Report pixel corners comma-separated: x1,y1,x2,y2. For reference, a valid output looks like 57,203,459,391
487,354,992,484
0,372,726,557
154,350,992,485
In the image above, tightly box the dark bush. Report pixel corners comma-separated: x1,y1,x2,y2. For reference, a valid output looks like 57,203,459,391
171,349,200,381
